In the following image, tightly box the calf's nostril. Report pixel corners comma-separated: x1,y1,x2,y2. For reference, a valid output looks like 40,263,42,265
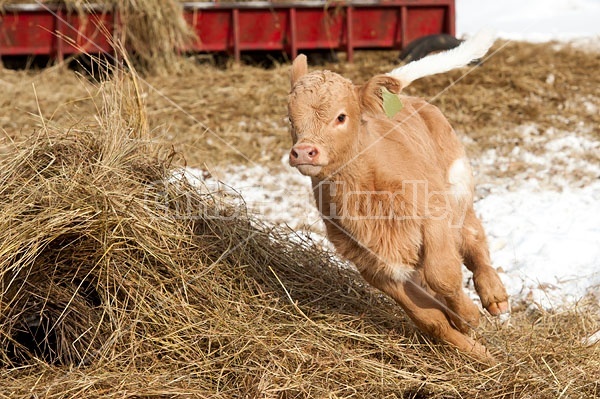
290,145,320,165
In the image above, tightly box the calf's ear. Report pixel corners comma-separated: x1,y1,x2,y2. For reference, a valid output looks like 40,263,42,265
291,54,308,89
358,75,403,115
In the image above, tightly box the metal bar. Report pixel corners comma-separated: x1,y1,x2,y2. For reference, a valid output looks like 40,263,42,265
1,1,455,12
232,8,240,62
400,5,407,49
112,4,123,68
345,6,353,62
55,8,65,63
394,6,402,48
289,7,297,59
181,1,454,10
447,0,456,37
1,3,106,12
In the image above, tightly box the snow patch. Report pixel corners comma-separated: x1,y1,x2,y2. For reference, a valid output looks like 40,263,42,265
475,183,600,309
471,127,600,194
457,0,600,45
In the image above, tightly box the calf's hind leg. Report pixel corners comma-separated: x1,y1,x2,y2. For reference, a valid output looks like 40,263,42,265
461,208,509,316
373,274,492,361
420,219,480,333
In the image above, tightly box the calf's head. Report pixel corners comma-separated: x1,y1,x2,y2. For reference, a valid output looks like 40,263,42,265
287,54,402,178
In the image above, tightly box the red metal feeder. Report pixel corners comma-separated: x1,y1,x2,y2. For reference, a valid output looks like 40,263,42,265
0,1,455,62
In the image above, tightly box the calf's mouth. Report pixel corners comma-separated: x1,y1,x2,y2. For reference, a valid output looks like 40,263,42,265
294,164,324,177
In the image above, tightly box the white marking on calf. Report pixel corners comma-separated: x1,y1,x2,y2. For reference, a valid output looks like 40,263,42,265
448,158,473,202
389,263,415,282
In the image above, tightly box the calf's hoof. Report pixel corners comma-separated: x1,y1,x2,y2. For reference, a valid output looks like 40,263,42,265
486,300,510,316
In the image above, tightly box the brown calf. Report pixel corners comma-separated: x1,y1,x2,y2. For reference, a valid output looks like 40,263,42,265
287,32,509,361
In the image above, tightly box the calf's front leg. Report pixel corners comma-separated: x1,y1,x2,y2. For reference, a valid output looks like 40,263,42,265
373,273,493,361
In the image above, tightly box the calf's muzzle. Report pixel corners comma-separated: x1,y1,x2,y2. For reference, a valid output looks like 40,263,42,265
289,144,320,167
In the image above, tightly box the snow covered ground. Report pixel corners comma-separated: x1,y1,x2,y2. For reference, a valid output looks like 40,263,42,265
457,0,600,43
477,182,600,309
182,0,599,311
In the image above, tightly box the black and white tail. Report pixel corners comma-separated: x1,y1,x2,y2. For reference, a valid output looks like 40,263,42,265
388,30,495,88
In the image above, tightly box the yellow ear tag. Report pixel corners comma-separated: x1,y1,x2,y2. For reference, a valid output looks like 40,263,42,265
381,87,403,119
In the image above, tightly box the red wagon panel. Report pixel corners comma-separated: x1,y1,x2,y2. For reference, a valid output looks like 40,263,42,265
184,9,232,52
405,7,450,43
0,10,55,55
294,8,344,48
0,1,455,62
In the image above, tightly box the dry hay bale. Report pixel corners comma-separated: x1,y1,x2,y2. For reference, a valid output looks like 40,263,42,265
0,73,174,366
111,0,196,74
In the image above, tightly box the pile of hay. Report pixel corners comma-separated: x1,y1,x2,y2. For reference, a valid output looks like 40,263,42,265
0,61,599,398
111,0,195,74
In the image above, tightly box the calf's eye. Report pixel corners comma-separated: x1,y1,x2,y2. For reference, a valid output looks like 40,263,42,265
337,113,347,123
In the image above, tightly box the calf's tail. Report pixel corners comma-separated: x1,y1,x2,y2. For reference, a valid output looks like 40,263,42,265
388,29,495,88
